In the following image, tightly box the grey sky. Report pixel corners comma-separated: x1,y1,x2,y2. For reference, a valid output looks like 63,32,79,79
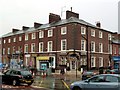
0,0,119,36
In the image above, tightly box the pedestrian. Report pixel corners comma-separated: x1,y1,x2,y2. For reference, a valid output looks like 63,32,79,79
60,68,65,80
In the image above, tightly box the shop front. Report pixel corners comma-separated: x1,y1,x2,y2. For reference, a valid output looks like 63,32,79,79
112,56,120,69
36,56,55,72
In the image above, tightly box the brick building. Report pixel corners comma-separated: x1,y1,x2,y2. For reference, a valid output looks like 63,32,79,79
112,34,120,69
0,10,119,71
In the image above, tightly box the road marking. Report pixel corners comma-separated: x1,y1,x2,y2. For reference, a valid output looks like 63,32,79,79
61,80,70,90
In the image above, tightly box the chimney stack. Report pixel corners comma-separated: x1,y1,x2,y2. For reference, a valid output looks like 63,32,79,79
96,21,101,28
12,28,20,33
66,10,79,19
34,22,42,28
22,26,29,30
49,13,61,23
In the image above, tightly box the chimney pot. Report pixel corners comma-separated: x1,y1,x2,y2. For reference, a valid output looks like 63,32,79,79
96,21,101,28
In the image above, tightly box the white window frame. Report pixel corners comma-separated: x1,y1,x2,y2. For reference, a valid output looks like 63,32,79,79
25,34,29,41
99,57,103,67
81,40,86,51
32,32,36,39
91,41,95,52
48,29,53,37
19,36,22,41
39,30,44,38
61,26,67,35
61,39,67,51
13,37,16,42
47,41,53,52
81,26,86,35
0,40,1,44
4,40,6,44
99,31,103,38
119,48,120,54
91,29,95,37
114,47,117,54
31,43,35,52
8,39,11,43
3,48,5,54
8,48,10,54
108,34,112,40
99,43,103,53
39,42,44,52
24,44,28,53
91,57,96,67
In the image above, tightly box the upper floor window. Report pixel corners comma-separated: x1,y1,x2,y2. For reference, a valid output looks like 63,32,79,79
61,27,67,35
13,46,15,54
114,47,117,54
32,33,36,39
81,26,86,35
81,40,86,51
13,37,16,42
108,34,112,40
99,57,103,67
25,34,29,41
91,41,95,52
8,39,11,43
31,43,35,52
39,42,43,52
47,41,53,52
0,40,1,44
99,43,103,53
19,36,22,41
24,44,28,53
48,29,53,37
119,48,120,55
4,40,6,44
99,31,103,38
8,48,10,54
61,39,67,51
108,44,112,54
91,29,95,37
91,57,96,67
39,30,44,38
3,48,5,54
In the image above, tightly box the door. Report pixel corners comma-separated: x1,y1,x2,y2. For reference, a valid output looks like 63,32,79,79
70,60,76,70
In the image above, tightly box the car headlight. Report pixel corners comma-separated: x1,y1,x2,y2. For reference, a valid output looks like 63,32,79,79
71,83,75,86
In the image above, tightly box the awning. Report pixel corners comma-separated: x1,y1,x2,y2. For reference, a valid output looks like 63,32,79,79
112,56,120,61
36,56,49,60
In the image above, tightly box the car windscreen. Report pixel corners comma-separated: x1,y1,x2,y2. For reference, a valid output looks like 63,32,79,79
20,70,31,75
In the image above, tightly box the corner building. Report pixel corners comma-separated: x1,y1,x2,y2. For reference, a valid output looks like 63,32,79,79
1,10,119,72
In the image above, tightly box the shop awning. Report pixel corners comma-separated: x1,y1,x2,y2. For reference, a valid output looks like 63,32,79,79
36,56,49,60
112,56,120,61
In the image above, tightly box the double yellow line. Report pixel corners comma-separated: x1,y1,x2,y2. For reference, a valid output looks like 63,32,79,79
61,80,70,90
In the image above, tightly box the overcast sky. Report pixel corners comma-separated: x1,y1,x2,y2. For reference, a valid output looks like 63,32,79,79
0,0,119,36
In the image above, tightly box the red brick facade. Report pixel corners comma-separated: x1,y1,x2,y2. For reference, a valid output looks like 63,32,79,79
0,11,120,71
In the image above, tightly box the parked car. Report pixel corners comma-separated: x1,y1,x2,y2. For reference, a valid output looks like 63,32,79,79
82,70,98,80
105,69,120,74
2,69,34,86
70,74,120,90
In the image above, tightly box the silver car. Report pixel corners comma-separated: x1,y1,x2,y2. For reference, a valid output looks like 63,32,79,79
70,74,120,90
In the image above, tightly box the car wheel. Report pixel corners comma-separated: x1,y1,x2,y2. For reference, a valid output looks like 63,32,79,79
12,80,17,86
27,83,32,86
73,86,81,90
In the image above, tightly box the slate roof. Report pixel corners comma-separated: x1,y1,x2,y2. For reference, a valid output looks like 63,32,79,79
1,17,109,38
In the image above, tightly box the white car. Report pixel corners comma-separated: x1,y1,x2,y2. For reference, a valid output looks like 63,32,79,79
70,74,120,90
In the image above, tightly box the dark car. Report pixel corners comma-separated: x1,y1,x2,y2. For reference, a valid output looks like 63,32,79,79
82,70,98,80
105,69,120,74
2,69,34,86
